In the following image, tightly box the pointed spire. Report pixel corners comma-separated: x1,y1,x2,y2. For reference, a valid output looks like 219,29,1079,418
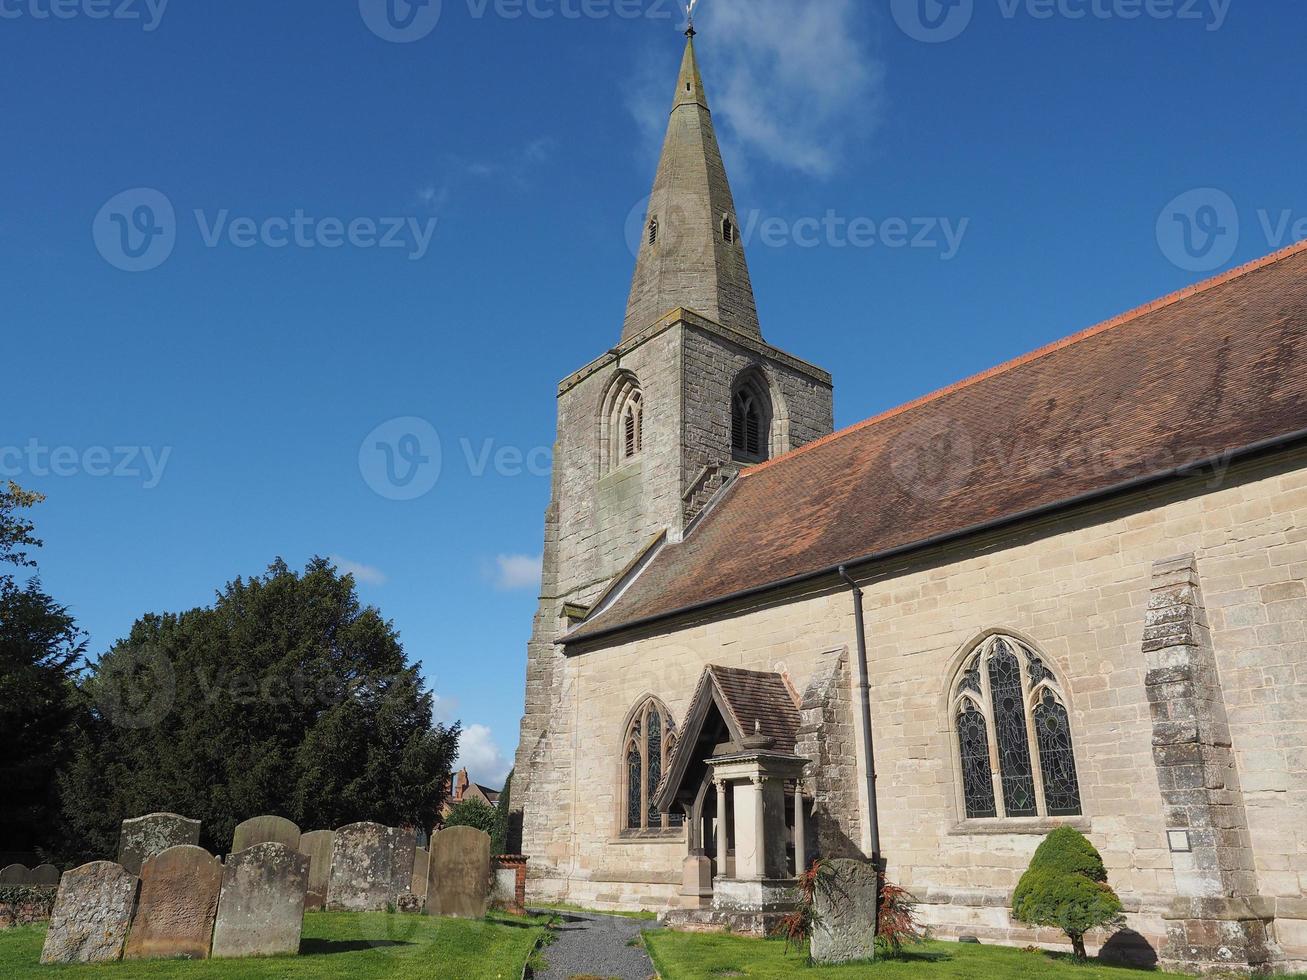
622,33,762,342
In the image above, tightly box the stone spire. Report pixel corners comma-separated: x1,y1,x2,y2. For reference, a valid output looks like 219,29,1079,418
622,31,762,341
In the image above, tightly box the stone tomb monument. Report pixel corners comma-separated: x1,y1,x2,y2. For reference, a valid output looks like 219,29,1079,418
388,826,418,905
232,815,301,854
810,859,879,965
411,846,430,900
427,826,490,919
297,830,335,911
40,862,139,965
117,812,201,877
123,845,223,961
326,822,404,912
210,842,309,959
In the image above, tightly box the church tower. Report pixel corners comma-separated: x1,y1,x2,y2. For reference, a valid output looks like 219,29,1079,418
511,29,834,872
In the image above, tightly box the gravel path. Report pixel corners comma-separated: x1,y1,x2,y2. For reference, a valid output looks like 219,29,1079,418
530,909,661,980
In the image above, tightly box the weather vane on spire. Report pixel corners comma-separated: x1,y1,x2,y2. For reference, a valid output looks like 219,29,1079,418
684,0,700,37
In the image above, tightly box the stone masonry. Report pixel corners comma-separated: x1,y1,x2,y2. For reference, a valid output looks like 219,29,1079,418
795,650,866,862
1144,554,1278,973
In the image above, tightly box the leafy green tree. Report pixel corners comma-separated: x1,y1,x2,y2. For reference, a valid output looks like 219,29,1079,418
0,484,86,858
443,798,499,838
59,558,459,861
492,769,514,855
1012,827,1125,959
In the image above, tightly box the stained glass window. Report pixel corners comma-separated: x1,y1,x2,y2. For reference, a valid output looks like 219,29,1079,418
953,635,1081,820
1034,692,1082,816
957,701,997,818
622,698,682,833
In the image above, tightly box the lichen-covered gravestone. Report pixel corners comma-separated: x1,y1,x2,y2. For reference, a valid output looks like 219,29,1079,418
297,830,335,911
388,826,418,904
427,826,490,919
40,862,139,964
123,845,222,961
810,859,878,965
0,864,30,884
325,822,393,912
210,842,309,958
31,864,61,887
117,812,201,876
231,815,301,854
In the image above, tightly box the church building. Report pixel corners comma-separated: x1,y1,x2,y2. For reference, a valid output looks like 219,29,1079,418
512,30,1307,975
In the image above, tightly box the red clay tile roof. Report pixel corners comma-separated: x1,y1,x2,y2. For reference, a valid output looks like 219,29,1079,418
569,241,1307,643
706,665,802,750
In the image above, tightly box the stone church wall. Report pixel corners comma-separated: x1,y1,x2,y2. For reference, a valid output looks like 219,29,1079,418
529,449,1307,969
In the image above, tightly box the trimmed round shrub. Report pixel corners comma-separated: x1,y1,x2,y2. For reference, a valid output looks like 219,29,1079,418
1011,828,1124,959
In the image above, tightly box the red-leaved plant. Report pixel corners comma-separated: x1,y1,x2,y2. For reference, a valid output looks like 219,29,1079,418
771,860,925,960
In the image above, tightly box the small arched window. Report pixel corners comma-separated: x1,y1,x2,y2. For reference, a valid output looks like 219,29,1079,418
622,697,683,833
721,214,736,245
622,390,643,460
600,371,645,475
950,634,1082,820
648,217,658,247
731,374,771,463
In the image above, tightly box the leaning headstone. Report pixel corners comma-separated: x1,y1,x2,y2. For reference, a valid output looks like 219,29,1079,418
123,845,222,961
40,862,139,964
231,815,301,854
410,847,430,900
326,822,392,912
388,826,418,903
427,826,490,919
31,864,61,887
0,864,30,884
118,813,201,876
297,830,335,912
811,858,879,965
210,842,309,959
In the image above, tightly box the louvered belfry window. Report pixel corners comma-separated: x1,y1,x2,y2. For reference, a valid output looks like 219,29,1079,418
732,388,763,460
622,697,683,833
622,391,643,459
951,634,1083,821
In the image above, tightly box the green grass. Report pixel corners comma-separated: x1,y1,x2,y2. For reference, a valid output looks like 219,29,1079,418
0,911,546,979
645,933,1195,979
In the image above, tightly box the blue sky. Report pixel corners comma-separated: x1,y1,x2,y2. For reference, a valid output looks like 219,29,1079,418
4,0,1305,786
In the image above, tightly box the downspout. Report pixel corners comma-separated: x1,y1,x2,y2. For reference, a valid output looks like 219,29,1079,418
838,565,881,861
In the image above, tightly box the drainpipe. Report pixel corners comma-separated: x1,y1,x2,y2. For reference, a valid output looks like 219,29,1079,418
838,565,881,861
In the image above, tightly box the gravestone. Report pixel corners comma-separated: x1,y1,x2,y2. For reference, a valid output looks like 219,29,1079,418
124,845,222,961
117,813,201,876
388,826,418,903
0,864,30,884
297,830,335,912
411,847,430,900
491,867,517,909
231,815,301,854
811,858,878,965
325,822,392,912
40,862,139,964
31,864,61,887
427,826,490,919
210,842,309,959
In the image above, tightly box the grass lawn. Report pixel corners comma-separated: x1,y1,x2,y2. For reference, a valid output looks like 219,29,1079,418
0,911,547,979
644,933,1194,979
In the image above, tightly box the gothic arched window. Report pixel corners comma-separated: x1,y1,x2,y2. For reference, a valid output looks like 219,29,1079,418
731,373,771,463
600,372,645,475
622,390,643,460
621,697,683,834
950,634,1082,820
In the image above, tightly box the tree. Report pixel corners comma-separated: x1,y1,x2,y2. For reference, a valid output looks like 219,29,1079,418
492,769,515,855
443,798,499,838
59,558,459,862
0,484,85,858
1012,827,1125,959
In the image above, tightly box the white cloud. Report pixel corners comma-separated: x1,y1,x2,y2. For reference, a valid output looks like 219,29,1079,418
494,554,542,592
635,0,885,179
329,555,387,586
457,723,512,788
